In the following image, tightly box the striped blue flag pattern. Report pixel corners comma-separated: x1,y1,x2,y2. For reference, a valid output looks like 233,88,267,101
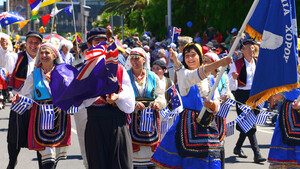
11,96,33,115
235,111,257,133
226,121,235,137
236,104,257,133
257,101,266,110
66,105,78,114
256,111,271,125
140,108,153,132
160,119,169,135
160,107,171,118
40,104,55,130
216,98,236,118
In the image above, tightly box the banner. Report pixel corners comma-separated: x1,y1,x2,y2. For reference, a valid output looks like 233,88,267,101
246,0,299,108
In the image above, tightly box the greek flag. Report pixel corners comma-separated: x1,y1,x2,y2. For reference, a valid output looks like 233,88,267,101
235,109,257,133
256,111,271,125
238,104,252,113
66,105,78,114
160,119,169,135
11,96,33,115
226,121,235,137
257,101,266,110
140,108,153,132
216,98,236,118
40,104,54,130
160,107,171,119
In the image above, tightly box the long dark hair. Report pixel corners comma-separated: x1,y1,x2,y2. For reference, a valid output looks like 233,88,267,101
182,43,204,69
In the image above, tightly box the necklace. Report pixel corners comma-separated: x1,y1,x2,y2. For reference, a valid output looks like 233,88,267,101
133,72,146,86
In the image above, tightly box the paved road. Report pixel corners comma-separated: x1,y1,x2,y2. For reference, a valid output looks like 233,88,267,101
0,103,275,169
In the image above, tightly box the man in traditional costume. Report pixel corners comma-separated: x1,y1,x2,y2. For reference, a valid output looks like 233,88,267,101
6,31,43,169
82,27,135,169
228,39,266,163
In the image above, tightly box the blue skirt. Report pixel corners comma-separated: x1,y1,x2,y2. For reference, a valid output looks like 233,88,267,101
151,114,221,169
268,115,300,165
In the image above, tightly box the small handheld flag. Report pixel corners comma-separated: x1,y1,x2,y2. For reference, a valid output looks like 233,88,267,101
256,111,271,125
167,26,181,43
66,105,78,114
216,98,236,118
40,104,54,130
235,106,257,133
11,96,33,115
160,107,171,119
167,85,181,109
226,121,235,137
140,108,154,132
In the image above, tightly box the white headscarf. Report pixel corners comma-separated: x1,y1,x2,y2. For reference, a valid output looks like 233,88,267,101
34,43,64,69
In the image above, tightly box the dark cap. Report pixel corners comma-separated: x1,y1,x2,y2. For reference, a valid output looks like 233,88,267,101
240,39,255,50
87,27,107,42
26,31,43,42
152,60,167,70
79,42,88,52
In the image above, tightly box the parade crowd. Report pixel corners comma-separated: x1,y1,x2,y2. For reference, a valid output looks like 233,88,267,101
0,26,299,169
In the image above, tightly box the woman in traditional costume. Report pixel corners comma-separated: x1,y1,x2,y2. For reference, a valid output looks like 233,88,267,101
203,52,234,169
151,43,231,169
13,43,70,169
268,72,300,168
127,47,166,168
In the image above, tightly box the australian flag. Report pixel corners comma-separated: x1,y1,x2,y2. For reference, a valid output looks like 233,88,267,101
50,40,119,110
40,104,54,130
140,108,154,132
11,96,33,115
167,85,181,110
167,26,181,43
0,11,25,27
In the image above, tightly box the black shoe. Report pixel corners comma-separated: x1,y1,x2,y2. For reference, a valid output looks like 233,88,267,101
254,153,266,163
233,148,248,158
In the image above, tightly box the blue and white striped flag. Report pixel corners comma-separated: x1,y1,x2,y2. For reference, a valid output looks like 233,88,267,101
226,121,235,137
160,107,171,118
40,104,54,130
235,109,257,133
238,104,252,113
257,101,266,110
11,96,33,115
140,108,153,132
160,119,169,135
66,105,78,114
256,111,271,125
217,98,236,118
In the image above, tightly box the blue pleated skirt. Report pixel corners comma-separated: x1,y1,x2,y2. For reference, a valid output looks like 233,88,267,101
268,115,300,166
151,115,221,169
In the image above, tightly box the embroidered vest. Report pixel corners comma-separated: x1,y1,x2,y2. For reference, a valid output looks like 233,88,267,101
91,64,124,107
235,58,256,87
8,51,29,91
33,68,51,101
128,69,156,99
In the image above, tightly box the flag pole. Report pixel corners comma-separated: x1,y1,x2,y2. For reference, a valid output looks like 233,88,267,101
197,0,261,120
71,0,78,46
50,0,57,43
